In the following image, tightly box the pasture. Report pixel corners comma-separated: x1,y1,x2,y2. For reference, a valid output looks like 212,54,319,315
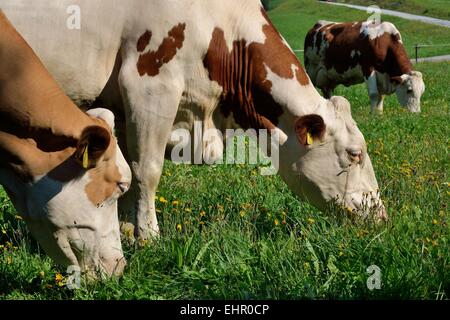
1,1,449,300
335,0,450,20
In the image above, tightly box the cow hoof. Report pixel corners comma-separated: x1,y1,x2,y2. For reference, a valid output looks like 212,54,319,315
135,227,160,247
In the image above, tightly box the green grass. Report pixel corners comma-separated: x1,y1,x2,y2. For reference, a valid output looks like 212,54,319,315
1,61,448,300
336,0,450,20
0,6,449,299
269,0,450,60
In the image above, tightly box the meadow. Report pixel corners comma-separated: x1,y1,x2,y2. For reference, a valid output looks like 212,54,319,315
269,0,450,59
0,1,449,300
335,0,450,20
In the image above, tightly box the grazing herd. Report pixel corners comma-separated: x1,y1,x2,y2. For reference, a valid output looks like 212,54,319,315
0,0,422,277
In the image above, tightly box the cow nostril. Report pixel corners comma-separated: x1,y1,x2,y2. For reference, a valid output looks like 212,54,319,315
117,182,130,194
347,149,363,163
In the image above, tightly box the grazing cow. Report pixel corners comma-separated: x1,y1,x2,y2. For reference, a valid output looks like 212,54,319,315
1,0,387,241
0,11,132,276
304,20,425,113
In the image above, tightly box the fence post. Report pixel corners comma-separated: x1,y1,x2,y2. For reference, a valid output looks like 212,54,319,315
415,44,419,64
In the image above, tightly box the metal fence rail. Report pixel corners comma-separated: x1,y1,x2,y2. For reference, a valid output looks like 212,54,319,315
292,43,450,63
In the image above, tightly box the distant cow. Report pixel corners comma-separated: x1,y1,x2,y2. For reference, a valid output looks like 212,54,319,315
0,11,132,276
304,21,425,113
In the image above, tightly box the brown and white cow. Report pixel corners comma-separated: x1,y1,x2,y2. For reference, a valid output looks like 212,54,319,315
0,11,132,276
1,0,387,241
304,20,425,113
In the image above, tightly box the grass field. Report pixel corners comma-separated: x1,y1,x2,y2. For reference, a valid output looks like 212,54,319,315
336,0,450,20
1,3,449,300
269,0,450,60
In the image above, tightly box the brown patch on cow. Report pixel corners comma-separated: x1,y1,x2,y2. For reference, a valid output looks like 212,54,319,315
137,30,152,52
137,23,186,77
202,8,309,130
259,9,310,86
84,137,122,207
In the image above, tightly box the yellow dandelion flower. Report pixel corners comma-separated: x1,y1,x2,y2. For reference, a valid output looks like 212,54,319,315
274,219,279,226
55,273,64,282
240,211,246,217
200,211,206,217
172,200,179,206
176,224,182,232
307,218,315,224
159,196,168,204
432,219,438,225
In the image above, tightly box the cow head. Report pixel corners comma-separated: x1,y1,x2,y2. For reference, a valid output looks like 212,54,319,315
279,97,386,221
0,109,132,278
393,71,425,113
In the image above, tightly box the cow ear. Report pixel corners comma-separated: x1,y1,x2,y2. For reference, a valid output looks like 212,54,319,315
74,126,111,169
295,115,326,146
391,74,409,84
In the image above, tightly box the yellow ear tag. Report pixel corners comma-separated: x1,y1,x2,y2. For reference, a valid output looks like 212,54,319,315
82,144,89,169
306,132,314,145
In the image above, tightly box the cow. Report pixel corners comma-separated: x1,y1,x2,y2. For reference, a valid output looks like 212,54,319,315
1,0,387,241
304,20,425,114
0,11,132,277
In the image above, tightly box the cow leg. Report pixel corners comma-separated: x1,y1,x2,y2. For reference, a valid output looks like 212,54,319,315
118,65,183,242
374,95,385,114
365,72,383,114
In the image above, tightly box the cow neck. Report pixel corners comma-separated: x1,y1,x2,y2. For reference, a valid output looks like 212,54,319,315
0,12,94,149
203,8,310,132
385,39,413,77
0,12,96,179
